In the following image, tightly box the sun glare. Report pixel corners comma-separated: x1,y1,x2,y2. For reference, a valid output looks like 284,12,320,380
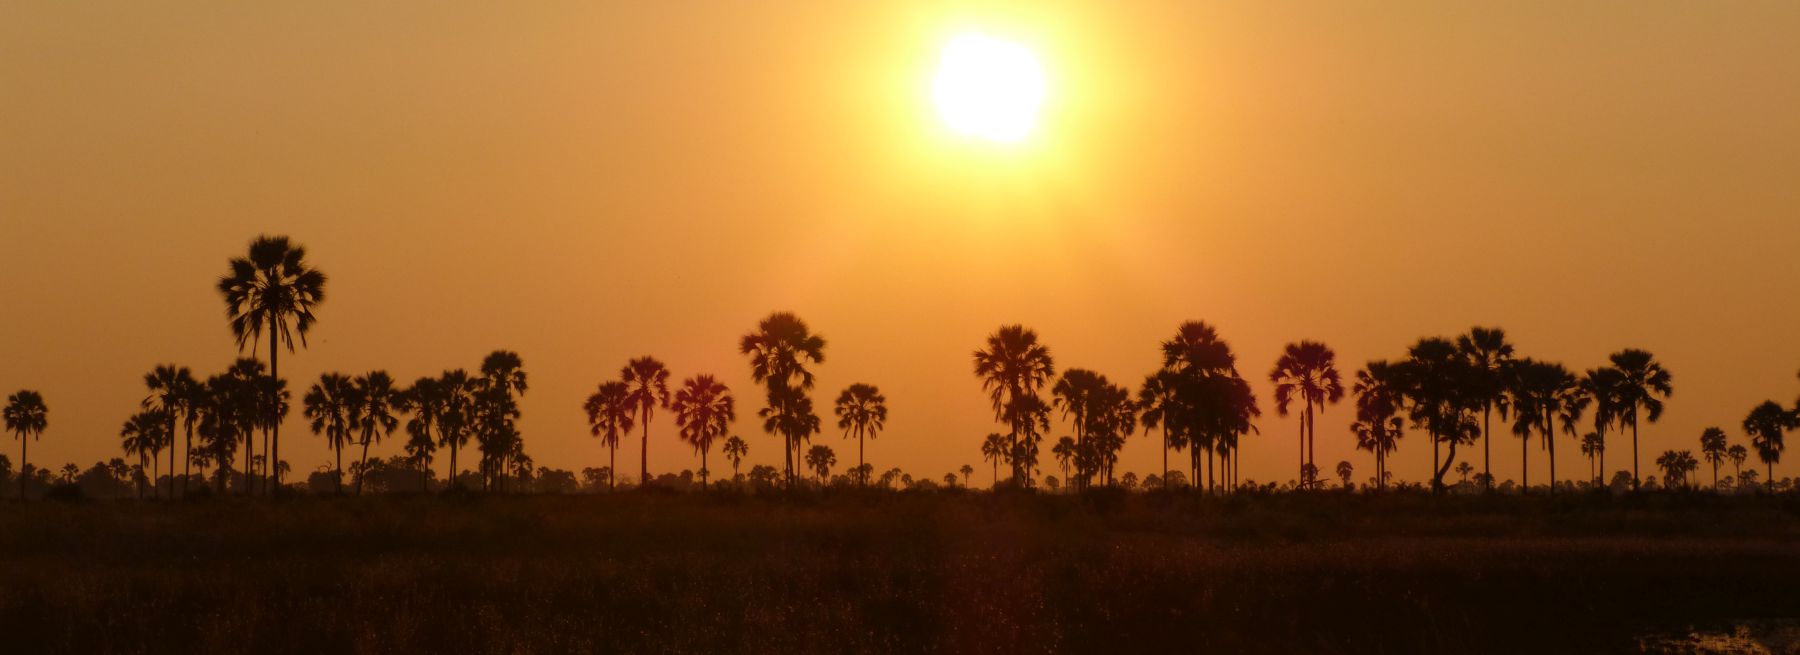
932,32,1046,143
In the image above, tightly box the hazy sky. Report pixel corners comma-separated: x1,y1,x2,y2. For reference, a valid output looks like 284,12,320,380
4,1,1800,487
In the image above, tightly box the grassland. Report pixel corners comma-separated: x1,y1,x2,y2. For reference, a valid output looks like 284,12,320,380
1,490,1797,654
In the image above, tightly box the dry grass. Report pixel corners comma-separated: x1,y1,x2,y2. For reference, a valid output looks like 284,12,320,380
1,490,1797,653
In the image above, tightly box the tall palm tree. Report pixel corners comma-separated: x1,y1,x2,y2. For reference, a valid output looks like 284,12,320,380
348,371,400,495
120,410,164,499
1153,321,1243,492
582,381,634,491
255,374,290,493
1456,327,1514,492
723,435,749,482
304,373,354,494
620,357,671,487
436,369,475,490
740,312,828,487
218,236,325,497
174,379,207,496
1743,400,1791,492
1397,338,1480,493
223,358,268,495
1351,361,1405,492
833,384,887,486
1052,369,1105,489
143,365,196,499
672,375,735,489
5,391,49,499
1699,427,1729,490
980,433,1007,487
1137,371,1180,489
401,377,448,493
973,325,1056,486
805,445,836,484
476,352,527,492
1581,367,1625,485
1051,436,1076,488
759,385,821,484
1609,349,1673,488
1507,359,1567,493
1269,341,1344,489
1727,444,1749,486
1580,432,1604,485
1554,377,1589,493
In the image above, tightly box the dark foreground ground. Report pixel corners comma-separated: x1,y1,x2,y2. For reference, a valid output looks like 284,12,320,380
2,490,1798,654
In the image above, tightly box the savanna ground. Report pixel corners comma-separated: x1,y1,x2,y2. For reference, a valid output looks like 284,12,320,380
2,490,1798,654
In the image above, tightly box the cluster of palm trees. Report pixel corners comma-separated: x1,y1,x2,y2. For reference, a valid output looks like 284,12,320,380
582,313,891,490
118,359,292,498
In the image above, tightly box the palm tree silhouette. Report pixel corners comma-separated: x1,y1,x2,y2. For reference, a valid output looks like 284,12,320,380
476,351,527,492
1608,349,1673,488
973,325,1056,487
1699,427,1729,490
348,371,399,495
120,410,164,499
960,464,973,487
619,357,671,487
1456,328,1514,492
805,445,836,484
583,381,633,491
220,358,269,495
1052,369,1105,489
833,384,887,485
1270,341,1344,490
1509,360,1574,494
1455,461,1473,484
759,385,821,485
303,373,353,494
673,375,734,489
1137,371,1180,490
1580,432,1604,485
722,435,749,482
980,433,1007,487
143,365,196,499
434,369,476,490
198,374,243,493
1398,338,1480,493
1351,361,1405,492
740,312,827,487
1339,461,1357,488
8,390,52,498
1743,400,1791,492
255,374,290,493
1051,436,1076,488
400,377,447,493
1727,444,1748,486
218,236,325,497
1580,367,1625,485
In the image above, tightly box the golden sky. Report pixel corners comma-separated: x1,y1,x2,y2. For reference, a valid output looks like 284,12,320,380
4,1,1800,486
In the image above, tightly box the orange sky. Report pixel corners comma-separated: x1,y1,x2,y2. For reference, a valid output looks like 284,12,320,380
3,1,1800,487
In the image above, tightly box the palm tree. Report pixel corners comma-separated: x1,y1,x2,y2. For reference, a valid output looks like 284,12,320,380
1609,349,1673,488
1580,368,1624,487
1580,432,1604,485
401,377,448,493
1699,427,1729,490
1051,436,1076,487
5,391,49,499
1339,461,1357,488
1727,444,1748,486
304,373,354,494
1351,361,1405,492
1269,341,1344,490
673,375,734,489
254,373,290,494
1052,369,1105,489
960,464,974,487
221,358,270,495
980,433,1007,487
1656,450,1700,489
723,435,749,482
174,379,207,496
620,357,671,487
348,371,400,495
476,351,527,492
973,325,1056,486
740,312,827,487
437,369,476,490
218,235,325,497
1455,461,1473,484
1137,371,1180,489
582,381,634,491
805,445,836,483
143,365,196,499
1397,338,1480,493
1743,400,1791,492
120,410,164,499
1456,327,1514,492
833,384,887,486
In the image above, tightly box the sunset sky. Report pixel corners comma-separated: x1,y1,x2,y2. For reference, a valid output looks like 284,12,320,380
3,1,1799,486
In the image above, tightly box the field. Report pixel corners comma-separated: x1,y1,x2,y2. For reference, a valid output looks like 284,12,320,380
2,490,1798,654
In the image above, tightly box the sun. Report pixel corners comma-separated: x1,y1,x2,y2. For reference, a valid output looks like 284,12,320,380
932,32,1046,143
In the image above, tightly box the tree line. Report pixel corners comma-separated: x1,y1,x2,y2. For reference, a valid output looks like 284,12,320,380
5,235,1798,499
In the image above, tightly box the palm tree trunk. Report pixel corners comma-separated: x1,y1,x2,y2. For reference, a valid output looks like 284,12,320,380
858,426,865,487
1546,413,1556,495
269,318,281,492
334,443,343,495
19,435,26,499
262,426,271,495
1598,424,1607,486
608,442,616,492
1712,461,1719,490
449,441,458,492
701,447,709,489
1483,404,1493,492
1521,428,1529,492
639,418,650,488
356,429,372,495
1305,399,1316,490
183,421,193,498
136,453,145,499
1632,415,1641,489
1161,424,1169,490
